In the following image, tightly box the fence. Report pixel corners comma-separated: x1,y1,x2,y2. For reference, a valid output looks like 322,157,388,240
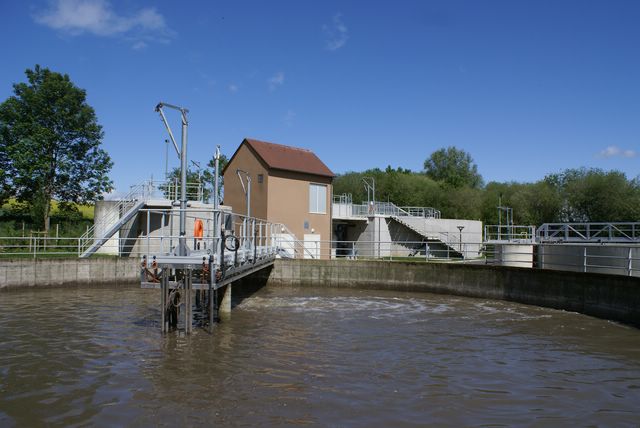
484,225,536,243
1,236,638,277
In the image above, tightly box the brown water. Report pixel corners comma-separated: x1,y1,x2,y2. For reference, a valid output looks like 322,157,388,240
1,286,639,427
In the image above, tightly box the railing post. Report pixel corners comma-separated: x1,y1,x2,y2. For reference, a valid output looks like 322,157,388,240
583,247,587,273
629,247,633,277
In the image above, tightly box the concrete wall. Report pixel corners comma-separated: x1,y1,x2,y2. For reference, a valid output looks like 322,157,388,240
538,244,639,277
494,244,534,268
94,200,121,255
4,257,638,328
268,259,640,328
0,258,140,290
223,142,270,220
421,217,483,256
223,141,333,259
268,170,332,259
355,216,392,258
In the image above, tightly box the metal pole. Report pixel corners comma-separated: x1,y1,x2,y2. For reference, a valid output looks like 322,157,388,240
179,110,188,256
165,139,169,178
247,176,251,219
214,146,220,209
236,170,251,247
155,102,189,256
161,269,167,333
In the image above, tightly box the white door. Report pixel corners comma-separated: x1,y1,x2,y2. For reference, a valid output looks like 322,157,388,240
303,234,321,259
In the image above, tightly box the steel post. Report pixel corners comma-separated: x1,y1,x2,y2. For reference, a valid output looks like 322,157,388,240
179,111,188,256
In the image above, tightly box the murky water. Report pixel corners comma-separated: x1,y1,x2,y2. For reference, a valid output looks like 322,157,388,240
1,286,639,427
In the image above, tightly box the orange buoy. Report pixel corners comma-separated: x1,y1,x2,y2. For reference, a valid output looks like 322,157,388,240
194,219,204,240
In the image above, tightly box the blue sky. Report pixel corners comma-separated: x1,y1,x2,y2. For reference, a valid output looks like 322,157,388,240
1,0,639,195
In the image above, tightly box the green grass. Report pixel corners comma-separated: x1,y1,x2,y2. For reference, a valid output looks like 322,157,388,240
1,199,95,220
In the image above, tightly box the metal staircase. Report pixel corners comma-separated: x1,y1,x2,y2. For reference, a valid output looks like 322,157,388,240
391,216,463,258
78,182,154,258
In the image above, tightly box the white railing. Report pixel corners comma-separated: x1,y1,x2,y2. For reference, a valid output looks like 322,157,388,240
333,200,441,219
0,236,82,258
2,233,638,278
78,181,155,255
537,222,640,243
78,179,209,256
272,223,319,259
484,225,536,243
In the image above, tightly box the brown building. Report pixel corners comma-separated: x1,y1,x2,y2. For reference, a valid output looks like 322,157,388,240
222,138,334,258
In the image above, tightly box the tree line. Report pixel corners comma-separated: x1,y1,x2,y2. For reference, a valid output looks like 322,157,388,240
2,66,638,232
333,147,640,225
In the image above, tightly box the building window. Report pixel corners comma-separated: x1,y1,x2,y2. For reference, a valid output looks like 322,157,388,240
309,183,327,214
257,174,264,183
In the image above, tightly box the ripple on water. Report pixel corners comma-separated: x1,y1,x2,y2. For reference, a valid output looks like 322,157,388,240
0,286,639,426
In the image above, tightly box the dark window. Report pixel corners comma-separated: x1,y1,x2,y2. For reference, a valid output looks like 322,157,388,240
257,174,264,183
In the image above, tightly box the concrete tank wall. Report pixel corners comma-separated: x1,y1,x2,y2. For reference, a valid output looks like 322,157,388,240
538,244,639,277
4,257,639,328
268,259,640,328
93,200,121,255
493,244,534,268
0,258,139,290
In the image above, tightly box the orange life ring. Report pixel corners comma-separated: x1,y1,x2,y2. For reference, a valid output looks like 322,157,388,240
194,219,204,239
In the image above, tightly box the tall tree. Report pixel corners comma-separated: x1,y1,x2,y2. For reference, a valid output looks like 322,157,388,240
0,65,113,231
546,168,640,222
423,146,483,189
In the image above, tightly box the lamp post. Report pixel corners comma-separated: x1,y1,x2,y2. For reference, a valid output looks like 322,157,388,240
457,225,465,256
362,177,375,215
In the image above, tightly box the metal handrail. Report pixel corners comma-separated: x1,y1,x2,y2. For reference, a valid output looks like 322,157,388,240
78,181,155,254
2,235,638,277
78,179,210,255
273,223,318,259
334,200,441,219
484,225,536,243
537,222,640,243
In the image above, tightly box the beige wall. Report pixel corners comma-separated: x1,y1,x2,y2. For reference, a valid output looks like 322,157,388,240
224,143,333,258
222,143,269,220
268,170,332,258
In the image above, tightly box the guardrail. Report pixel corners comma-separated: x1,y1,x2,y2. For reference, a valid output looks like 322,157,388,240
537,222,640,243
1,235,638,277
333,201,441,219
484,225,536,243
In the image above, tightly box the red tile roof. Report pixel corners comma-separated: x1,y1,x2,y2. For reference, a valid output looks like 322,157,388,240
227,138,334,178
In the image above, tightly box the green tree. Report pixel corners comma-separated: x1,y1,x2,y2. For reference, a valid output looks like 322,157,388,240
0,65,113,231
164,153,228,202
480,181,562,226
423,146,483,189
546,168,640,222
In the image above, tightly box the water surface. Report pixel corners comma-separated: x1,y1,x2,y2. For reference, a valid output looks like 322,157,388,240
1,286,639,426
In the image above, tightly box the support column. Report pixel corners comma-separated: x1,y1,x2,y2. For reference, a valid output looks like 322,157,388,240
219,283,232,320
161,268,168,333
184,269,193,334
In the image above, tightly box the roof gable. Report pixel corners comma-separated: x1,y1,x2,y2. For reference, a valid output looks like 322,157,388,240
225,138,334,178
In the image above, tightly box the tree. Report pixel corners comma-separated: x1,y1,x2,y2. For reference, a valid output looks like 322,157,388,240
0,65,113,231
423,146,483,189
546,168,640,222
163,153,228,202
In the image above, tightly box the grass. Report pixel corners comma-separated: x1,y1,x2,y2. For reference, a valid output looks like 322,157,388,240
1,199,95,220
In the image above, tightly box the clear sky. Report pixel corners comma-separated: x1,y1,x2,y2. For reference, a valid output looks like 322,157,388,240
1,0,639,195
